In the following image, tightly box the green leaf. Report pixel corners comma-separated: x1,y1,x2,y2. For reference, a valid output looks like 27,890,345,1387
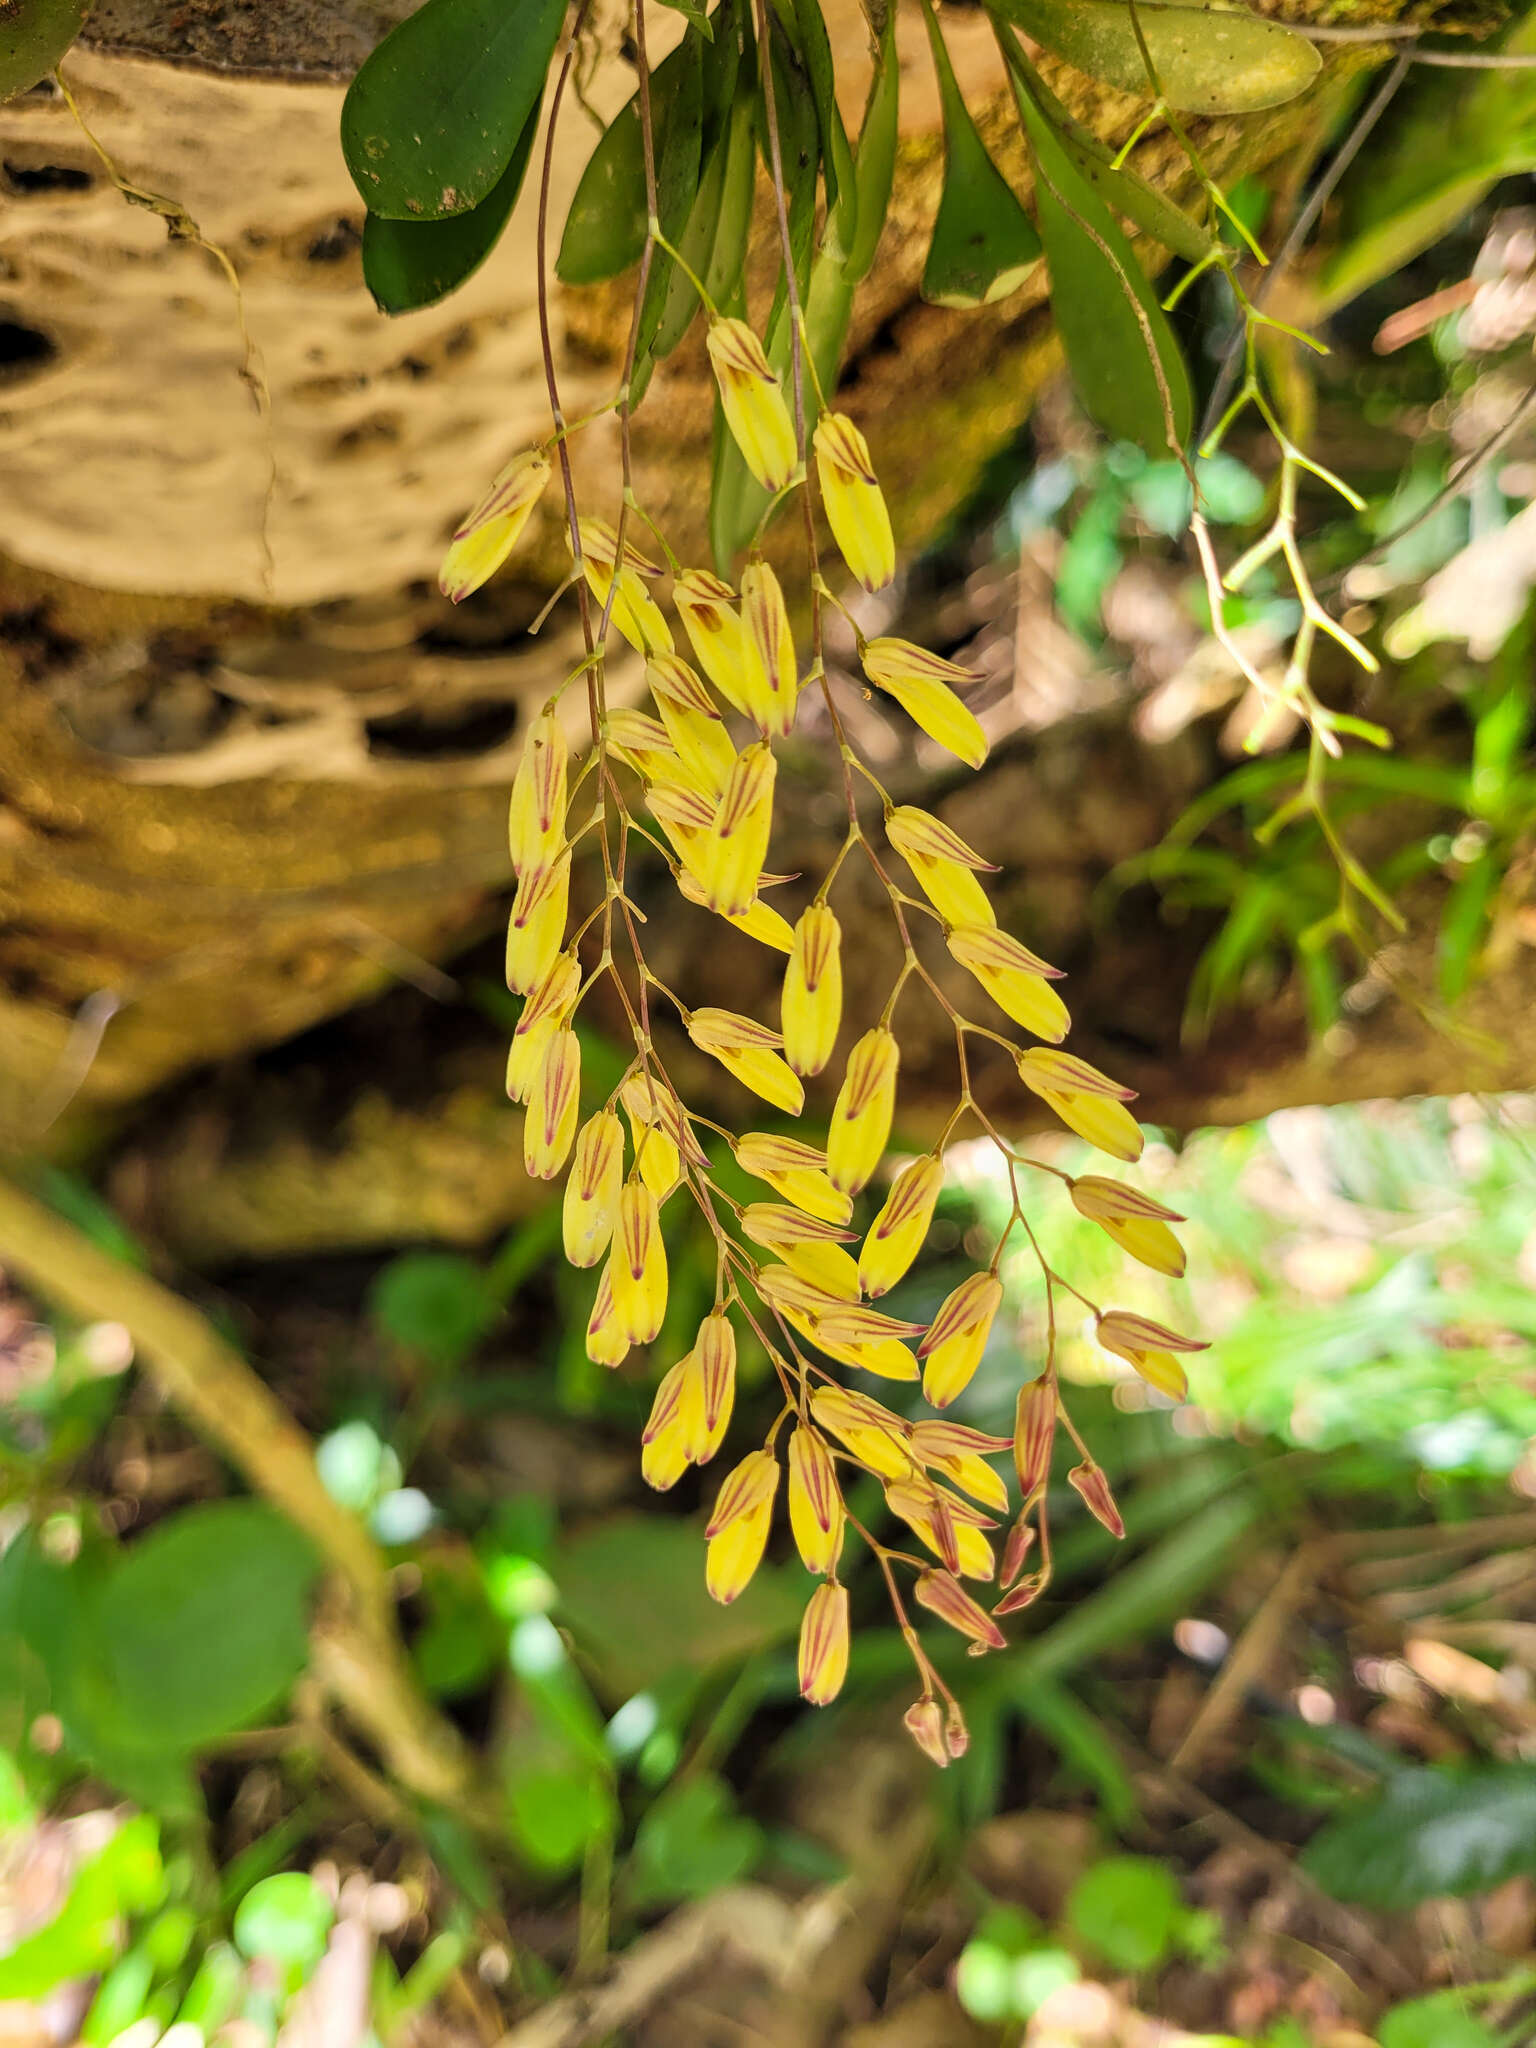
1378,1993,1498,2048
175,1944,244,2036
995,50,1212,266
1013,73,1191,454
1012,1678,1138,1829
1317,6,1536,314
1302,1765,1536,1909
630,29,706,388
0,1816,163,2001
27,1166,148,1268
557,38,696,286
1066,1856,1181,1973
703,85,760,309
920,0,1039,308
987,0,1320,114
81,1950,155,2047
0,0,89,101
342,0,564,220
89,1502,321,1753
707,22,821,571
504,1722,616,1874
1437,850,1497,1005
644,21,756,366
627,1773,765,1906
369,1251,496,1367
790,0,857,252
233,1873,335,1971
843,0,900,285
655,0,713,37
707,0,890,568
553,1511,801,1699
362,99,541,312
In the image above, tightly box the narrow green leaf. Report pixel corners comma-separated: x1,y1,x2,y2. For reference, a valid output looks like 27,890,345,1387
341,0,566,221
703,86,761,308
920,0,1040,309
557,38,695,285
1013,73,1191,453
1437,850,1497,1005
997,47,1213,267
843,0,901,285
362,100,540,313
649,130,729,363
790,0,858,252
987,0,1321,115
707,26,820,570
631,32,706,381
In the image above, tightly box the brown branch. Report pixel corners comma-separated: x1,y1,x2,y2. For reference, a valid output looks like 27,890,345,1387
0,1172,477,1810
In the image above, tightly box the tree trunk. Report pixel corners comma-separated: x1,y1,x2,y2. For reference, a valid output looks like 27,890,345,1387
0,3,1455,1197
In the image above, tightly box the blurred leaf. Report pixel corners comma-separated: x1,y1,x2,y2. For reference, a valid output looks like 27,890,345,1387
1378,1992,1498,2048
1014,1677,1138,1829
413,1561,503,1699
629,29,704,392
505,1750,615,1874
81,1950,155,2045
1302,1765,1536,1909
89,1502,320,1754
0,1815,163,1999
1438,849,1497,1004
510,1613,610,1768
790,0,855,238
233,1873,334,1970
843,0,899,284
1318,4,1536,313
1003,1491,1260,1692
176,1943,244,2036
369,1252,496,1367
627,1772,764,1906
553,1511,802,1698
28,1166,147,1267
419,1807,497,1912
316,1420,399,1511
1066,1855,1181,1972
341,0,565,221
1013,1948,1081,2018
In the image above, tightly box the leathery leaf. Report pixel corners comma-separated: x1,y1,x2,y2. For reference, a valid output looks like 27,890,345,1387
1014,72,1191,453
988,0,1321,116
921,0,1040,308
341,0,566,221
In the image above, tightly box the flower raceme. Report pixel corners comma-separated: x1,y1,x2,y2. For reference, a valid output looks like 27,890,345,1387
456,311,1200,1768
